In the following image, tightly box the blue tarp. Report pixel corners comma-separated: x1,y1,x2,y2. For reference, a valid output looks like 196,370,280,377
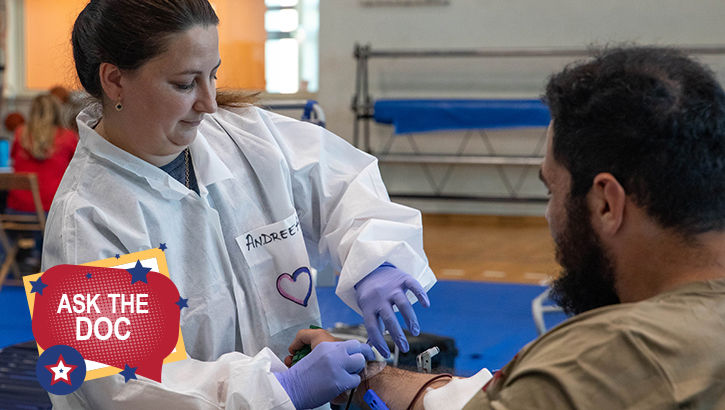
373,99,552,134
318,280,568,375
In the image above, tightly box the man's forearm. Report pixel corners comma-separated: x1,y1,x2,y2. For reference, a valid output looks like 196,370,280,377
353,366,452,410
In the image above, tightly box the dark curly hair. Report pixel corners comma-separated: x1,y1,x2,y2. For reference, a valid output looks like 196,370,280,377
545,46,725,236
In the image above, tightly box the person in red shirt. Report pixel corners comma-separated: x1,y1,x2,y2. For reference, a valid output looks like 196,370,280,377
6,93,78,264
8,94,78,212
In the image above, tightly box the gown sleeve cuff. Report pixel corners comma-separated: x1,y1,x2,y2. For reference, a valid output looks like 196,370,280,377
225,348,296,410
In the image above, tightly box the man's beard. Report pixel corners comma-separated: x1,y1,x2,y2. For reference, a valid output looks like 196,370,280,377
550,194,621,316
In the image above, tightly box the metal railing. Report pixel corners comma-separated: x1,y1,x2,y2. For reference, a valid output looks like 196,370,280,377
351,43,725,202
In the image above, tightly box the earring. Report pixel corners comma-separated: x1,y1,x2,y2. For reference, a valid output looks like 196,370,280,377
115,102,123,111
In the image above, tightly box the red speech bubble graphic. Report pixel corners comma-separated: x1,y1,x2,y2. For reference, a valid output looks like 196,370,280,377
31,263,181,382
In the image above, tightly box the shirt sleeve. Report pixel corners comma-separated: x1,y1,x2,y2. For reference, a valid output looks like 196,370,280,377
262,111,437,313
461,316,675,410
460,376,574,410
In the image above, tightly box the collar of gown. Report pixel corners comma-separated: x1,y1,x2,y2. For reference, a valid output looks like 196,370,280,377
77,104,234,201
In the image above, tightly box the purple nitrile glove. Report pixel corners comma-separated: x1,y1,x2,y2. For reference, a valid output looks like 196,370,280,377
274,340,375,410
354,263,431,358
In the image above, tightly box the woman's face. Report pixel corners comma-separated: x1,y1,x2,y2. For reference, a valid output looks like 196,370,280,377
114,25,220,165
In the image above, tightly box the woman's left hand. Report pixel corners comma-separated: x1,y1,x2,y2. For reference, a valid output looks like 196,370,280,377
354,263,430,358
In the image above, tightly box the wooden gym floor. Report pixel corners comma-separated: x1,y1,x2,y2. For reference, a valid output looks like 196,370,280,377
422,214,561,285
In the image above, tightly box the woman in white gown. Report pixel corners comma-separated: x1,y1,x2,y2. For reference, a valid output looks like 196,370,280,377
42,0,436,408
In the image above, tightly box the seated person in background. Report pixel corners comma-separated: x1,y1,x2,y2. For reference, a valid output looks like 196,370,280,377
294,46,725,410
7,94,78,261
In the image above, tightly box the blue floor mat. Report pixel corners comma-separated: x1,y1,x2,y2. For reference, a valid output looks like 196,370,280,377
0,286,34,350
317,280,568,375
0,280,569,405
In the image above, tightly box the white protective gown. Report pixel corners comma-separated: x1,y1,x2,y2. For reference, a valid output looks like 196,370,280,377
42,105,436,409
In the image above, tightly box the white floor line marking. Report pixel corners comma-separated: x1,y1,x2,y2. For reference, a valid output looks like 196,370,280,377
441,268,465,277
482,270,507,278
524,272,552,283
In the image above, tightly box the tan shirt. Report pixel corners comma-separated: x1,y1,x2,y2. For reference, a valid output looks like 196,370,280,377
463,279,725,409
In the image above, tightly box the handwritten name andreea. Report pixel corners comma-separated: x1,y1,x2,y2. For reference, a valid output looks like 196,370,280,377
245,217,301,251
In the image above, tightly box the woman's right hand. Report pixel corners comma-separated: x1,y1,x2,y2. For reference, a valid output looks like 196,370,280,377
274,339,375,409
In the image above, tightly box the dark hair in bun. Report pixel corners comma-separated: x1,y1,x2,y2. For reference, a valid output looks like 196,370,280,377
72,0,219,100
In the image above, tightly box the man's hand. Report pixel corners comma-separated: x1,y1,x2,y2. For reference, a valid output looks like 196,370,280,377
284,328,341,367
355,263,430,358
274,340,375,409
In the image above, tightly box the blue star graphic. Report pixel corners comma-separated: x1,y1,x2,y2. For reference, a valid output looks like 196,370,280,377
30,276,49,296
86,273,92,279
127,260,151,284
119,364,137,383
175,296,189,310
159,243,167,251
59,369,63,373
115,254,121,259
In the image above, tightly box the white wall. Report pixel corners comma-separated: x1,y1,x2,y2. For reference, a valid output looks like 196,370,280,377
318,0,725,215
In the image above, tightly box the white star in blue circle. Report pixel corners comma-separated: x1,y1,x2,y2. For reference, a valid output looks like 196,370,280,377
119,364,137,383
175,296,189,310
127,260,151,284
159,243,167,251
30,276,49,295
86,273,92,279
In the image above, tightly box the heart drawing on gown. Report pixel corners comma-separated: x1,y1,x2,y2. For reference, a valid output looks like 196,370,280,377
277,267,312,307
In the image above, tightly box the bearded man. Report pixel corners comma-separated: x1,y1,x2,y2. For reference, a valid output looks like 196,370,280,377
291,46,725,410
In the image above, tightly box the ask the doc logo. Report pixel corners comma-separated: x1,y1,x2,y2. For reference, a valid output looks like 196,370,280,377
24,248,189,392
36,345,86,395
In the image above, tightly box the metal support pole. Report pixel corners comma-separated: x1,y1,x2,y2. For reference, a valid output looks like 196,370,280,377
352,43,362,149
361,44,372,153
